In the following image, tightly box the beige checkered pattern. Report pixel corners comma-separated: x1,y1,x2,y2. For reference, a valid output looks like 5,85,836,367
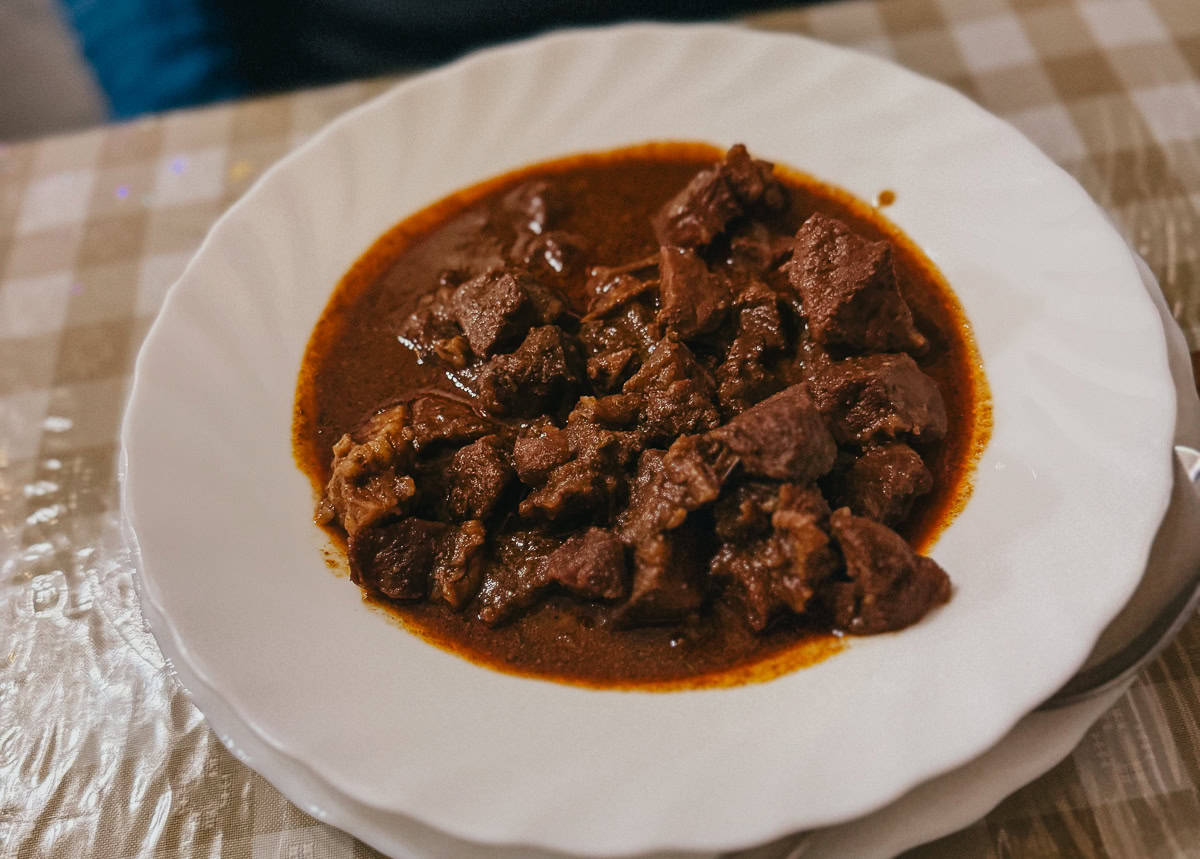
1,0,1197,856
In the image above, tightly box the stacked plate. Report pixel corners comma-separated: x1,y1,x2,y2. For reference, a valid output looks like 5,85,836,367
121,25,1200,857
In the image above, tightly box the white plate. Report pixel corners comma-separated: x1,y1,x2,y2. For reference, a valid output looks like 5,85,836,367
121,23,1176,855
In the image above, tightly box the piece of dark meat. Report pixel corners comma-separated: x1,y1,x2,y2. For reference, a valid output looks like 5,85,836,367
657,246,730,339
502,179,567,235
808,352,947,445
476,325,584,416
450,269,570,357
510,230,589,279
477,532,559,625
569,393,642,428
513,418,571,485
833,443,933,526
445,435,514,520
788,213,926,354
722,143,789,212
619,434,737,543
348,517,448,600
710,383,836,482
519,413,641,522
519,458,622,522
585,272,656,319
586,348,639,393
717,337,777,420
317,404,417,538
429,520,487,609
398,286,471,368
475,528,627,626
825,508,951,633
652,164,740,249
579,305,656,392
450,269,537,357
711,484,834,629
652,144,789,248
616,524,708,626
716,281,788,415
713,482,829,542
543,528,628,601
622,337,721,442
728,221,794,275
713,482,779,542
408,394,494,453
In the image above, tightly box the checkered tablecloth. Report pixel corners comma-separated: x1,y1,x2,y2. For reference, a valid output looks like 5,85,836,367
2,0,1198,856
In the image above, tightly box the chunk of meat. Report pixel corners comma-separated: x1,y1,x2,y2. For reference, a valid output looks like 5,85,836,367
450,269,570,358
619,434,737,543
834,443,933,526
518,415,640,522
585,272,656,318
398,286,470,367
728,221,794,275
710,383,836,482
623,338,721,442
713,482,779,541
652,145,789,248
317,404,417,538
715,482,831,542
476,325,584,415
451,269,537,356
477,532,559,625
445,435,513,520
543,528,628,601
710,485,836,630
788,213,926,353
429,520,488,609
721,143,789,212
568,394,642,428
474,529,627,626
513,419,571,485
579,310,649,393
716,282,788,415
564,413,643,466
652,163,741,248
521,275,571,326
732,281,788,350
825,508,951,633
510,230,589,280
808,352,947,445
502,179,567,234
657,246,730,339
616,525,708,626
408,395,493,453
587,348,639,393
519,459,622,522
348,517,448,600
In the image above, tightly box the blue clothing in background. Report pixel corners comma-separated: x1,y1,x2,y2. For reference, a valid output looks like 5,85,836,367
58,0,244,117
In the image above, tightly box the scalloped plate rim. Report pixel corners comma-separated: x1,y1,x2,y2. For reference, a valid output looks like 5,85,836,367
121,22,1176,855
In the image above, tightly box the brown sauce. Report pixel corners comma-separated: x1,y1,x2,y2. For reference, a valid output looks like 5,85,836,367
294,142,990,689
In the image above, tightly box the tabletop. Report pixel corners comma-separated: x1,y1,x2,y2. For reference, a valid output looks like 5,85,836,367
2,0,1199,856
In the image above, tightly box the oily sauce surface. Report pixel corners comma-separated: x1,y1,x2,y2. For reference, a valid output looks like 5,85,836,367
294,142,989,689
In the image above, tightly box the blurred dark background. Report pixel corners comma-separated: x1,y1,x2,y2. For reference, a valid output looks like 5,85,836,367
1,0,796,141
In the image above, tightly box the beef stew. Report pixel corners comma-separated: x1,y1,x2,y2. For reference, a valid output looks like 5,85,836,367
294,142,990,688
